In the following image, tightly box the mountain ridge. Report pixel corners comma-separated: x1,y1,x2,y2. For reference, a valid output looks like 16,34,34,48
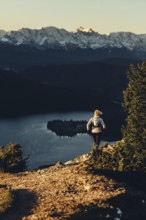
1,26,146,52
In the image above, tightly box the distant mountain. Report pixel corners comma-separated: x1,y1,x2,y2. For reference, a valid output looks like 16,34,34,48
0,26,146,51
0,26,146,68
0,30,6,37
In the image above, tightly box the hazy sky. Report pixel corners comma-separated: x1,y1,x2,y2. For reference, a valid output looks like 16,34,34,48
0,0,146,34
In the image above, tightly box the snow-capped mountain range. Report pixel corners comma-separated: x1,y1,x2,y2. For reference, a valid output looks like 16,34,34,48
0,26,146,51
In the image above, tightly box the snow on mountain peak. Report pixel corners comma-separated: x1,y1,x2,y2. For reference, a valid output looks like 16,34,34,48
0,30,6,38
77,26,95,33
0,26,146,51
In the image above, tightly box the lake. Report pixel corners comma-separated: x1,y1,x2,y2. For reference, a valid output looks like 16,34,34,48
0,112,110,170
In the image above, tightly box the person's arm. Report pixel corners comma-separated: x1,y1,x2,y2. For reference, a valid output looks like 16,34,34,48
86,118,93,131
100,118,106,129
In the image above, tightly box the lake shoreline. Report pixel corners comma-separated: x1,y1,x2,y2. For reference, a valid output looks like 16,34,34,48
0,112,117,170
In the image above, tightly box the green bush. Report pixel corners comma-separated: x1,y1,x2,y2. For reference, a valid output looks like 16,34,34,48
0,143,27,173
90,142,146,172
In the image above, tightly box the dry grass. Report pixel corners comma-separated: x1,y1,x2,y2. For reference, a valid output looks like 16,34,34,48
0,159,146,219
0,187,13,214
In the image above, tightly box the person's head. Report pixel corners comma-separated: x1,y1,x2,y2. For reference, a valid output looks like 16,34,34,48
94,109,103,117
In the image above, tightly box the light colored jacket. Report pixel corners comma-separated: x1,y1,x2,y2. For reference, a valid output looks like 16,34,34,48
87,116,106,133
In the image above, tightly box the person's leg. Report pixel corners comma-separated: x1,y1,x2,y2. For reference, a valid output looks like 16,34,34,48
91,133,102,158
97,133,101,146
94,133,101,146
95,134,98,145
92,133,96,144
92,133,99,153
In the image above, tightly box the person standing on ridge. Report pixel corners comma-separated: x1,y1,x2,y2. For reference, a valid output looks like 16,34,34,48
87,109,106,147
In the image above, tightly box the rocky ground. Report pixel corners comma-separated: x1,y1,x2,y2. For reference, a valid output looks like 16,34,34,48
0,154,146,220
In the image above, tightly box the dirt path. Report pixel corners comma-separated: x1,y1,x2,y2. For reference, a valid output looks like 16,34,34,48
0,159,126,220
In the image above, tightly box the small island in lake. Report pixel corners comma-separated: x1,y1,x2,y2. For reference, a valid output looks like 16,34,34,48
47,120,87,137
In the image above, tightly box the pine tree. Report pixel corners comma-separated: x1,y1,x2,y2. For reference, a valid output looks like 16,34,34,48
0,143,27,173
122,61,146,150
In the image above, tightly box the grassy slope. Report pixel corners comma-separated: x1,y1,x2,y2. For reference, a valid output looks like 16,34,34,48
0,157,146,220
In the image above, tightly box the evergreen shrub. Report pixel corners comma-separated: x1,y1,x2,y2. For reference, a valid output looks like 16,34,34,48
0,143,27,173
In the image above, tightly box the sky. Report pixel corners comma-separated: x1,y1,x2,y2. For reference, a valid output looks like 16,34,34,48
0,0,146,34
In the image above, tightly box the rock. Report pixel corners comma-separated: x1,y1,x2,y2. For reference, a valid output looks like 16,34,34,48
55,161,64,168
